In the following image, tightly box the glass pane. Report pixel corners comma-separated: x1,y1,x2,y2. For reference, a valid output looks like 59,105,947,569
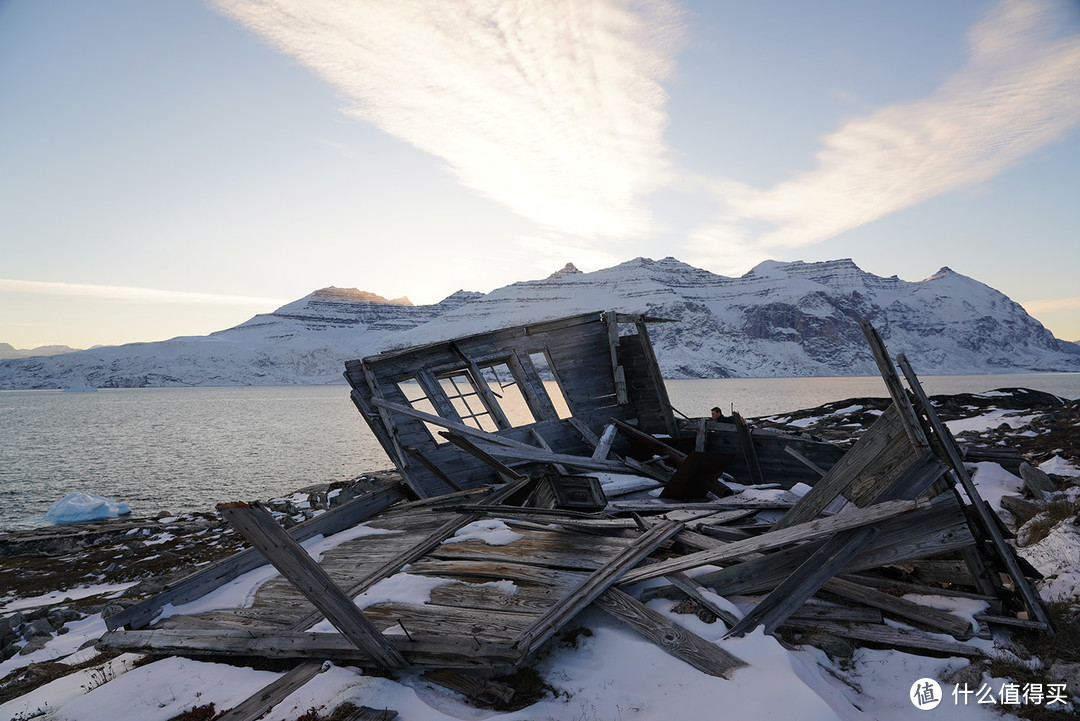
481,362,536,427
528,352,573,419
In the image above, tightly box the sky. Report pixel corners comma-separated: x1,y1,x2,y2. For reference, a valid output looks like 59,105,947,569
1,0,1079,349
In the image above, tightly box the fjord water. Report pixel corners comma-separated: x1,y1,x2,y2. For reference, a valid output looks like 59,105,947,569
2,374,1078,531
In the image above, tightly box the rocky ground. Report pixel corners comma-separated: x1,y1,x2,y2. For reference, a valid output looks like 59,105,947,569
1,390,1079,719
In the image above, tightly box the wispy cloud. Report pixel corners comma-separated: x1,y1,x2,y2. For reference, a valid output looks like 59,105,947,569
687,0,1080,273
214,0,681,239
1021,296,1080,314
0,279,289,306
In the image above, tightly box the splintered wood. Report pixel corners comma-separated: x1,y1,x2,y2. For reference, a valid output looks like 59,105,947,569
98,314,1053,717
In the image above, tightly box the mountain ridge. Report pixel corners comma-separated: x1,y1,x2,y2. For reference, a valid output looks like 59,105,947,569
2,258,1077,388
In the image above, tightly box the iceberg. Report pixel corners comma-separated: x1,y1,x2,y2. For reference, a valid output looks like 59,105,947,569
45,492,131,524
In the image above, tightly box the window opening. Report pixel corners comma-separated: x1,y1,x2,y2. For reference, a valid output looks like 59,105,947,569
438,371,498,432
527,351,573,419
479,362,536,427
395,378,447,443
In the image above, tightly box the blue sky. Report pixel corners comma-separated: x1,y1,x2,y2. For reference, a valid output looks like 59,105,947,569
2,0,1078,348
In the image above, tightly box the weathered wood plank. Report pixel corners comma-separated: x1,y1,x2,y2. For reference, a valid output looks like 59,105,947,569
619,497,928,585
859,319,929,450
216,660,323,721
783,445,827,477
896,353,1053,630
217,502,406,668
106,483,406,631
781,620,985,658
99,628,518,669
424,670,515,705
772,406,904,529
732,412,766,486
725,451,948,637
341,707,398,721
593,588,746,677
440,431,527,483
288,478,534,633
649,494,970,601
665,572,740,627
514,520,684,656
819,577,974,639
591,423,618,461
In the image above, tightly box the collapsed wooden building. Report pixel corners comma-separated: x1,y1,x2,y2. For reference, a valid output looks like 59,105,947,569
100,312,1053,717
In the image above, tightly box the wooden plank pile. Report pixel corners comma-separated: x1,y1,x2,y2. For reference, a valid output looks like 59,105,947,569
97,315,1052,718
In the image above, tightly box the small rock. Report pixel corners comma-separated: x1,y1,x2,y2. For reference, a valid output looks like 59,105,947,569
1,643,19,661
943,661,987,688
24,618,54,638
19,636,49,655
1049,661,1080,697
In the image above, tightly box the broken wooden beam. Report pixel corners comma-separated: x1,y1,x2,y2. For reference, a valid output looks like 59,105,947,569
217,501,406,669
618,497,929,585
896,352,1054,631
732,412,766,486
514,520,684,657
593,587,746,678
106,483,406,631
215,660,324,721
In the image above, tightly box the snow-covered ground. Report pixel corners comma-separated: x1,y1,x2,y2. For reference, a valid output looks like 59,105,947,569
2,402,1079,721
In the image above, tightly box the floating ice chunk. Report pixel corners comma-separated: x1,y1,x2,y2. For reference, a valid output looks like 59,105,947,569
45,492,130,524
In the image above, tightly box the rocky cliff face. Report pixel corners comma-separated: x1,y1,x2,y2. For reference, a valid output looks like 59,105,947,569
1,259,1076,388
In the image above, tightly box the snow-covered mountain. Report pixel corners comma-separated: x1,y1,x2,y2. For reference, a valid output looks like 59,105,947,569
2,258,1077,388
0,343,83,360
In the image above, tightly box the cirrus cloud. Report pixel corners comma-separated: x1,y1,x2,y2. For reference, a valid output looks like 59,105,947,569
687,0,1080,274
213,0,682,239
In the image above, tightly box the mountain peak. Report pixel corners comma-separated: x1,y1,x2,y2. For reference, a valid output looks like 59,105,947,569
547,263,583,279
309,287,413,306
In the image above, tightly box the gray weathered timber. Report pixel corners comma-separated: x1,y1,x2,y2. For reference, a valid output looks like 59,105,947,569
732,412,766,486
618,497,927,585
611,417,687,463
215,660,323,721
99,628,518,669
664,572,740,627
440,432,528,482
772,406,904,530
604,310,629,405
645,493,973,602
680,418,843,489
218,502,406,669
630,318,678,436
725,451,948,637
780,620,985,658
858,318,929,450
401,446,463,492
514,520,684,656
783,445,827,477
424,670,516,705
819,577,974,639
591,423,618,461
471,440,636,474
896,353,1053,630
106,483,406,631
359,367,423,499
593,588,746,677
287,478,534,633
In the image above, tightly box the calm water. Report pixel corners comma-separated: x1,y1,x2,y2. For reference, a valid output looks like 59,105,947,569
2,373,1078,530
